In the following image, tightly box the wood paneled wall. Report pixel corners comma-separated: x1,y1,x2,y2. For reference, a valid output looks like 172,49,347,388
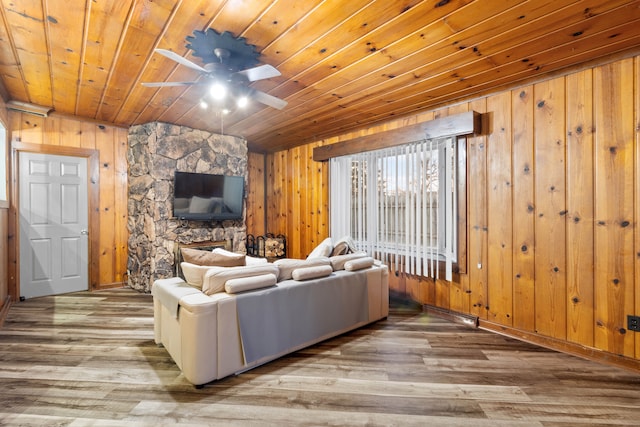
6,112,129,297
246,152,266,237
253,55,640,367
0,97,10,311
247,144,329,259
0,208,8,308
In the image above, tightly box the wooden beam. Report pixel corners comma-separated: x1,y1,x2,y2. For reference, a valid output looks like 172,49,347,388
313,111,482,161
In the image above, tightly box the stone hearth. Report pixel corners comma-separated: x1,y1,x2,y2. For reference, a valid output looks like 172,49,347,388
127,122,247,292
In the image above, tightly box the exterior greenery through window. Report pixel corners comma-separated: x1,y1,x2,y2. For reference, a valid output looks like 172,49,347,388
330,137,457,280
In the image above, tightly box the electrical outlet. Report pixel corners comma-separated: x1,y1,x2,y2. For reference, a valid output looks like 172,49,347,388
627,315,640,332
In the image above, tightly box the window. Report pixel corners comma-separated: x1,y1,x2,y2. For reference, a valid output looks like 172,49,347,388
330,137,457,280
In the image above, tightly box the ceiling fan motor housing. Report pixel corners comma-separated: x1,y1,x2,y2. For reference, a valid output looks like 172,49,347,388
213,48,230,61
186,29,261,71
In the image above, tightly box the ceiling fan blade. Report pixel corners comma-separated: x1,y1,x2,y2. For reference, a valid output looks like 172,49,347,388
141,81,200,87
251,89,287,110
237,64,281,82
154,48,207,73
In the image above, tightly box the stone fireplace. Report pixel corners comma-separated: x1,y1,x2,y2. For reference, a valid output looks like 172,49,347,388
127,121,247,292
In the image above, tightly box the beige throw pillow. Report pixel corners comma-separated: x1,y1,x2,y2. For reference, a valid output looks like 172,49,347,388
331,241,350,256
330,235,357,256
306,237,333,259
181,247,245,267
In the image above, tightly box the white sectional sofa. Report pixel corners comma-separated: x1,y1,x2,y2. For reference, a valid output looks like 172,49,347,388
152,251,389,387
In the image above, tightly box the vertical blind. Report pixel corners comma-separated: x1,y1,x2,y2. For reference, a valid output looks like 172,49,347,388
330,137,456,281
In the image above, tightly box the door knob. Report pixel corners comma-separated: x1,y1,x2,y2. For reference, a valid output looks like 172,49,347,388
80,229,89,235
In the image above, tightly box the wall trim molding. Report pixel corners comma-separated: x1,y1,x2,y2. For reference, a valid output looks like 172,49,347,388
479,318,640,374
423,305,479,327
424,304,640,374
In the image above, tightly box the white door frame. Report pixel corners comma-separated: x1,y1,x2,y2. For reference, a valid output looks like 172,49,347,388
10,142,100,299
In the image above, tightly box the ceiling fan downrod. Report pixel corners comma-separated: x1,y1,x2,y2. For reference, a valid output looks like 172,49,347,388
213,48,230,62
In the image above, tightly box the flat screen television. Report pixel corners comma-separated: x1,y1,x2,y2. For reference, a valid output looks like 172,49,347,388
173,171,244,221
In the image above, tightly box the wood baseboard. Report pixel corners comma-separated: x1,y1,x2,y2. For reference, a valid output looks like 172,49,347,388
479,319,640,374
423,304,640,374
423,305,479,328
0,295,12,328
94,282,129,291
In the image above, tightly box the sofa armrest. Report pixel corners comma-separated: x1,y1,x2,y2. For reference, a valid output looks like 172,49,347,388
152,278,238,385
366,264,389,321
152,277,194,345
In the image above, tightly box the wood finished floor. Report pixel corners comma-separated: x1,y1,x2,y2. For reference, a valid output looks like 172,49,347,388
1,289,640,426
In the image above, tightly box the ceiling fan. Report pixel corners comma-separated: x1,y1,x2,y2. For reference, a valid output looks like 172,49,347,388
142,29,287,112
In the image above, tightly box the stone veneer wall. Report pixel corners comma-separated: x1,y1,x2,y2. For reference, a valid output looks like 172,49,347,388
127,121,247,292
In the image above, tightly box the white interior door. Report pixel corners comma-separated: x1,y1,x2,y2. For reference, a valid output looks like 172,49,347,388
19,152,89,299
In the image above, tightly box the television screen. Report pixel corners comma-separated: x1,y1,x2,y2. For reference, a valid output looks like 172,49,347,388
173,171,244,221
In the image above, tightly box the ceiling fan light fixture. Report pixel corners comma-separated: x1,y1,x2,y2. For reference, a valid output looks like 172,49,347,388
209,82,227,100
236,95,249,108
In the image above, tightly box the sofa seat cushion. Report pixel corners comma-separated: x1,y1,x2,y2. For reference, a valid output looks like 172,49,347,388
202,264,280,295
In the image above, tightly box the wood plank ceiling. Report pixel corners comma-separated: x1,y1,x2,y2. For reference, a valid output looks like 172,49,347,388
0,0,639,153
